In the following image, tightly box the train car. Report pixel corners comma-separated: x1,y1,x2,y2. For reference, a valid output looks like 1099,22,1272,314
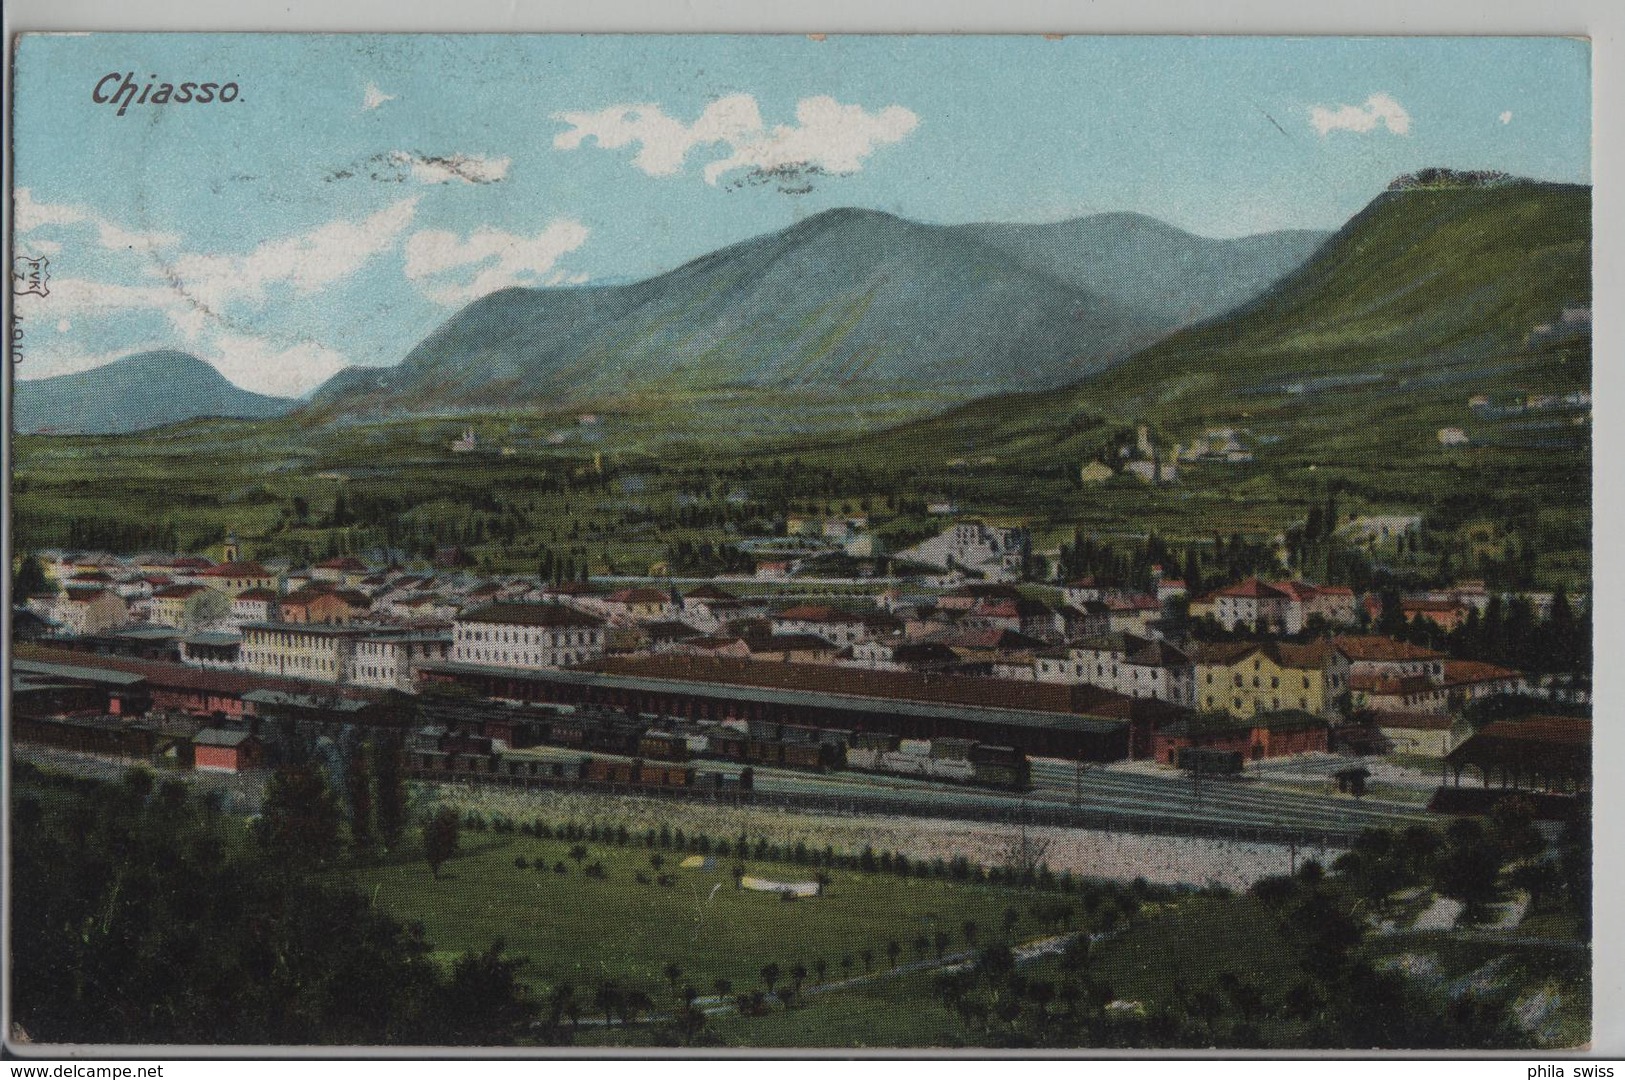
709,729,750,761
779,723,822,745
779,741,825,771
585,758,636,785
548,716,590,748
638,730,690,762
969,744,1031,790
853,730,901,752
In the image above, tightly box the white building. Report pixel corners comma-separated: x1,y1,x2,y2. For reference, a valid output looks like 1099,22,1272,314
451,602,607,670
1034,633,1195,705
1209,578,1292,632
352,631,455,691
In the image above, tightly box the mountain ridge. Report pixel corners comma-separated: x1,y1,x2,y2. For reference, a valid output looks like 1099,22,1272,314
12,350,296,436
305,206,1329,419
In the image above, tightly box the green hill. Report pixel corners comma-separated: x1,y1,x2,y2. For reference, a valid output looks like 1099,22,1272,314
878,178,1591,462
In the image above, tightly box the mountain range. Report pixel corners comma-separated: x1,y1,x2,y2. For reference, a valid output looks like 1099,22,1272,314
306,208,1329,417
12,179,1589,443
11,351,296,436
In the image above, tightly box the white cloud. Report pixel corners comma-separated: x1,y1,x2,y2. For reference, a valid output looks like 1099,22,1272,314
1309,93,1412,137
18,334,349,398
363,83,396,111
25,276,205,340
14,188,87,231
554,94,763,177
15,187,179,252
209,332,351,397
702,96,919,185
404,220,591,306
1500,110,1514,125
168,197,419,310
329,150,510,185
554,94,919,185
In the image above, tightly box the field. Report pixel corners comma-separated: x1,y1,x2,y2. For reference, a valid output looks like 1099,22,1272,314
333,820,1095,1046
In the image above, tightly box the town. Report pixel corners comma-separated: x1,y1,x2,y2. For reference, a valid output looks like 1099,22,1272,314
13,505,1590,829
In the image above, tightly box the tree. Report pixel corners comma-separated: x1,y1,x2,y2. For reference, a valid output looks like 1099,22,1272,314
423,807,462,880
345,739,374,850
962,919,980,950
760,962,781,995
430,940,535,1044
860,947,874,973
13,553,49,597
663,961,684,1000
257,765,342,865
182,586,231,629
372,736,407,848
1434,818,1503,922
886,940,902,969
594,981,624,1026
814,957,828,985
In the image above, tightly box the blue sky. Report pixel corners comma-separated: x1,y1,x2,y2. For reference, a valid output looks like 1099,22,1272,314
11,34,1591,396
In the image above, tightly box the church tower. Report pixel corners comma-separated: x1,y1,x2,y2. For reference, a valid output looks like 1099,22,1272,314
222,528,240,564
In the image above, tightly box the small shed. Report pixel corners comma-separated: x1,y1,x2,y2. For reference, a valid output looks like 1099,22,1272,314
193,728,265,773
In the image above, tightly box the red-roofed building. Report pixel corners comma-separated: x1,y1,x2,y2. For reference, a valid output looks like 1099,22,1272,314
150,584,209,628
771,604,869,646
1350,672,1448,714
1333,635,1447,682
280,588,368,625
231,587,280,624
1442,660,1525,707
603,587,677,622
1205,578,1292,632
312,556,371,587
198,560,276,597
1155,578,1188,604
1401,597,1473,632
1445,717,1590,794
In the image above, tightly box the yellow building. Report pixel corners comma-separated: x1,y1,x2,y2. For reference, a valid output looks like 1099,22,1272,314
1192,640,1349,719
241,623,371,683
150,584,210,628
198,560,276,598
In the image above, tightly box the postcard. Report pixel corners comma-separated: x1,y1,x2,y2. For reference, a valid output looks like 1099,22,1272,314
6,32,1593,1053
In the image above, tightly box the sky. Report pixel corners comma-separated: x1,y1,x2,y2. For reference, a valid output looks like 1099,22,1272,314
10,34,1592,397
